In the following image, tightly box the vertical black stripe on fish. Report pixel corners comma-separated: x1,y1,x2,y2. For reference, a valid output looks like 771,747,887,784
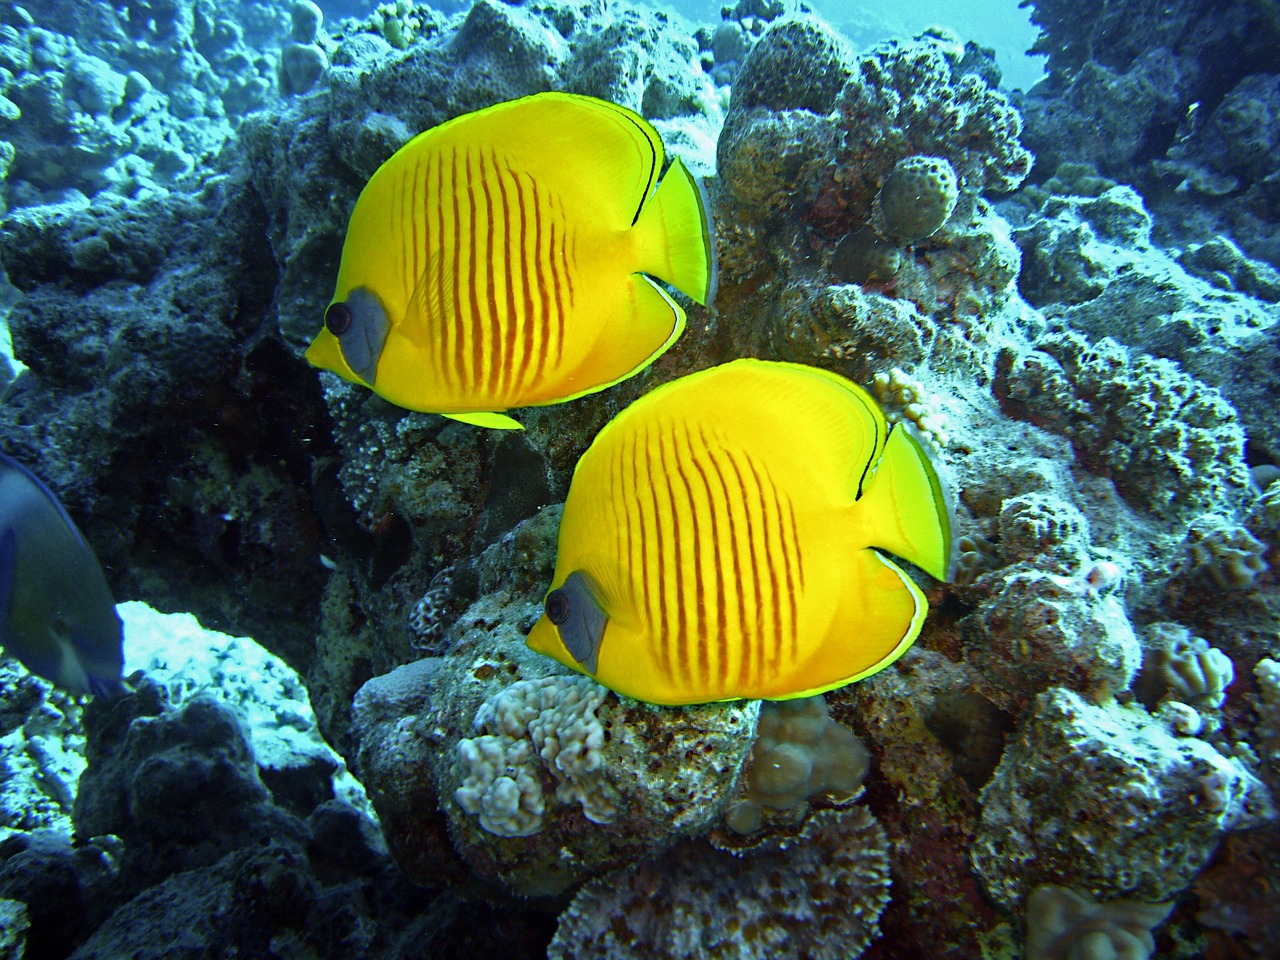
547,209,566,369
505,161,536,400
700,428,748,690
449,147,467,388
771,470,801,662
491,149,520,402
668,422,707,687
611,110,657,227
851,393,882,501
476,148,501,400
651,421,686,682
529,178,552,386
464,149,485,392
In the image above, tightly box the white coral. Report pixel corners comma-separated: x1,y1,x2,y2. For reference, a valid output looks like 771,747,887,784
455,676,616,836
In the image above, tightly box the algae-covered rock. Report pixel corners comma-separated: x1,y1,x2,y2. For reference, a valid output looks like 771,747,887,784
973,687,1275,908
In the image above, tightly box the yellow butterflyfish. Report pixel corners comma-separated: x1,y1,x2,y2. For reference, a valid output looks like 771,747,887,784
526,359,955,705
305,92,716,430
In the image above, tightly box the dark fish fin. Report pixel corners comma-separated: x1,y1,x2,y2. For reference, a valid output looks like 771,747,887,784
87,671,128,699
0,452,95,555
0,525,15,639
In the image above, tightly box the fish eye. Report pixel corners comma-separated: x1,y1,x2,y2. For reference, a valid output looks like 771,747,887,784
545,589,571,625
324,301,353,336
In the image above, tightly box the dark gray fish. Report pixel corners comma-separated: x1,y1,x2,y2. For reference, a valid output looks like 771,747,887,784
0,453,123,696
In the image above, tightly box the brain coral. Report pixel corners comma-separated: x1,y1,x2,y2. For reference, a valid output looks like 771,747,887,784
548,806,890,960
876,154,959,243
1182,513,1269,589
1133,623,1234,711
995,329,1250,519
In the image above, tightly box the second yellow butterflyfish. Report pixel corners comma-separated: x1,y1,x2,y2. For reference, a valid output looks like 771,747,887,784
305,92,717,430
526,359,955,705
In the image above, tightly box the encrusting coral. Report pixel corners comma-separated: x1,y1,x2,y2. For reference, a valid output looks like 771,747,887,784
548,807,891,960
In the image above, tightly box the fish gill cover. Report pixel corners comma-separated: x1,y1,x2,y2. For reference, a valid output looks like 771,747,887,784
0,0,1277,959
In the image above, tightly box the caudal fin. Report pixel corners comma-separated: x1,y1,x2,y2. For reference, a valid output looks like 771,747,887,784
634,156,717,306
860,423,955,583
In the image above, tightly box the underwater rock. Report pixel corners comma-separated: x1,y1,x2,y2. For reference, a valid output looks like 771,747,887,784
0,667,462,960
72,681,309,891
0,662,84,840
0,830,119,959
0,172,332,682
962,563,1140,713
973,687,1275,909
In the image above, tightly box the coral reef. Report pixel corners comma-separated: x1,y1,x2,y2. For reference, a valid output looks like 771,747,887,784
995,328,1251,520
973,687,1274,909
351,525,761,897
1018,0,1280,267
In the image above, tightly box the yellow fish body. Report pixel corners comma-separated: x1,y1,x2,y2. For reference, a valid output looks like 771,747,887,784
526,359,955,705
305,92,716,429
